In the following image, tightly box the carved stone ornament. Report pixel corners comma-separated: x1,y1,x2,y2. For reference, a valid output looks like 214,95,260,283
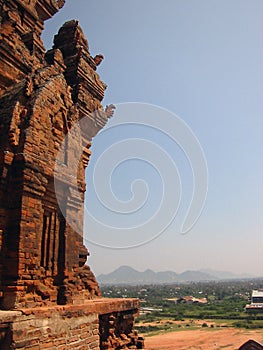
9,101,27,147
53,0,66,9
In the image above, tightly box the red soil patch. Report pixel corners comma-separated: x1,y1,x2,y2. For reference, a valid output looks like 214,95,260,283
145,328,263,350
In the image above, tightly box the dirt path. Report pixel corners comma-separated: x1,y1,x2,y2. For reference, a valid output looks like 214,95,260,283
145,328,263,350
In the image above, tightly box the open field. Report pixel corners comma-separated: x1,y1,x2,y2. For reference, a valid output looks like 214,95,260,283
145,327,263,350
102,280,263,349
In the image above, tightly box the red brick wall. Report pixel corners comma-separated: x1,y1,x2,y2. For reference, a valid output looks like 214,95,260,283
0,309,99,350
0,2,106,308
0,299,142,350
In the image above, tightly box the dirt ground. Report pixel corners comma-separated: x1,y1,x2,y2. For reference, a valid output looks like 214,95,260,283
145,328,263,350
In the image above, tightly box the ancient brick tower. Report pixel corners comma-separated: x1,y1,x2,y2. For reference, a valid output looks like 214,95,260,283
0,1,143,349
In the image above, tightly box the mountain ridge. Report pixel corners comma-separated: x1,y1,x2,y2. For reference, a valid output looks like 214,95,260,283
97,266,253,285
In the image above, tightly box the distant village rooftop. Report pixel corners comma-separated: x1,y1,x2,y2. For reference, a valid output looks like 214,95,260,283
245,290,263,312
252,290,263,299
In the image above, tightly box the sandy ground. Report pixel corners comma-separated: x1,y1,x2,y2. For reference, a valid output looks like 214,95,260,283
145,328,263,350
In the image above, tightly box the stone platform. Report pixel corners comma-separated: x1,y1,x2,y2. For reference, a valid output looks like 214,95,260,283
0,298,143,349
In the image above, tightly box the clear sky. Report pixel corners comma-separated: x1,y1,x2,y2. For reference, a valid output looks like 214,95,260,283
43,0,263,276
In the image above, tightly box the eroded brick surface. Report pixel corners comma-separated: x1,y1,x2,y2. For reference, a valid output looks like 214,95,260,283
0,0,107,309
0,1,143,348
0,300,142,349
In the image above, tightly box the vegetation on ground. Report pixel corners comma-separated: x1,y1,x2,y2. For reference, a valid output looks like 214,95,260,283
101,278,263,335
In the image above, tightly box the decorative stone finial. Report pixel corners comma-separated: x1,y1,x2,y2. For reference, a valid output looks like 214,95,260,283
93,54,104,67
105,104,116,118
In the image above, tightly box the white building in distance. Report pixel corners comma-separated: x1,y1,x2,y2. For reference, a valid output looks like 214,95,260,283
245,290,263,313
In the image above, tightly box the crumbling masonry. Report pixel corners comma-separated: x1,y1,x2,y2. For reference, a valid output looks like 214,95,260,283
0,1,143,349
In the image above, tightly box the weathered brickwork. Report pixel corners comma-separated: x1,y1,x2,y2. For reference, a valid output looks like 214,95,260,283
0,299,140,350
0,308,100,350
100,312,144,349
0,1,143,349
0,0,110,308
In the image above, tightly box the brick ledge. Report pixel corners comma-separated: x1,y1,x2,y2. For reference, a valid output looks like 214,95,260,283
0,298,139,321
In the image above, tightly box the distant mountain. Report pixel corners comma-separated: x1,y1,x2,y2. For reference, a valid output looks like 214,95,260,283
98,266,220,285
97,266,256,285
98,266,178,285
178,270,216,282
200,269,254,280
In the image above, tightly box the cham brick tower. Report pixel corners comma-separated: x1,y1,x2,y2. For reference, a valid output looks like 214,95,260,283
0,0,143,349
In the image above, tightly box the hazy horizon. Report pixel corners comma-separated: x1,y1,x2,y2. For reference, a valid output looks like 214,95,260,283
97,264,259,278
43,1,263,277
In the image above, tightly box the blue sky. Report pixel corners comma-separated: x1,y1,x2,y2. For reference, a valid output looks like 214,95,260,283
43,1,263,276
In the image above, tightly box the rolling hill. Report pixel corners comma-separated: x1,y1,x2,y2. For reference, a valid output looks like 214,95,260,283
98,266,217,285
97,266,254,285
